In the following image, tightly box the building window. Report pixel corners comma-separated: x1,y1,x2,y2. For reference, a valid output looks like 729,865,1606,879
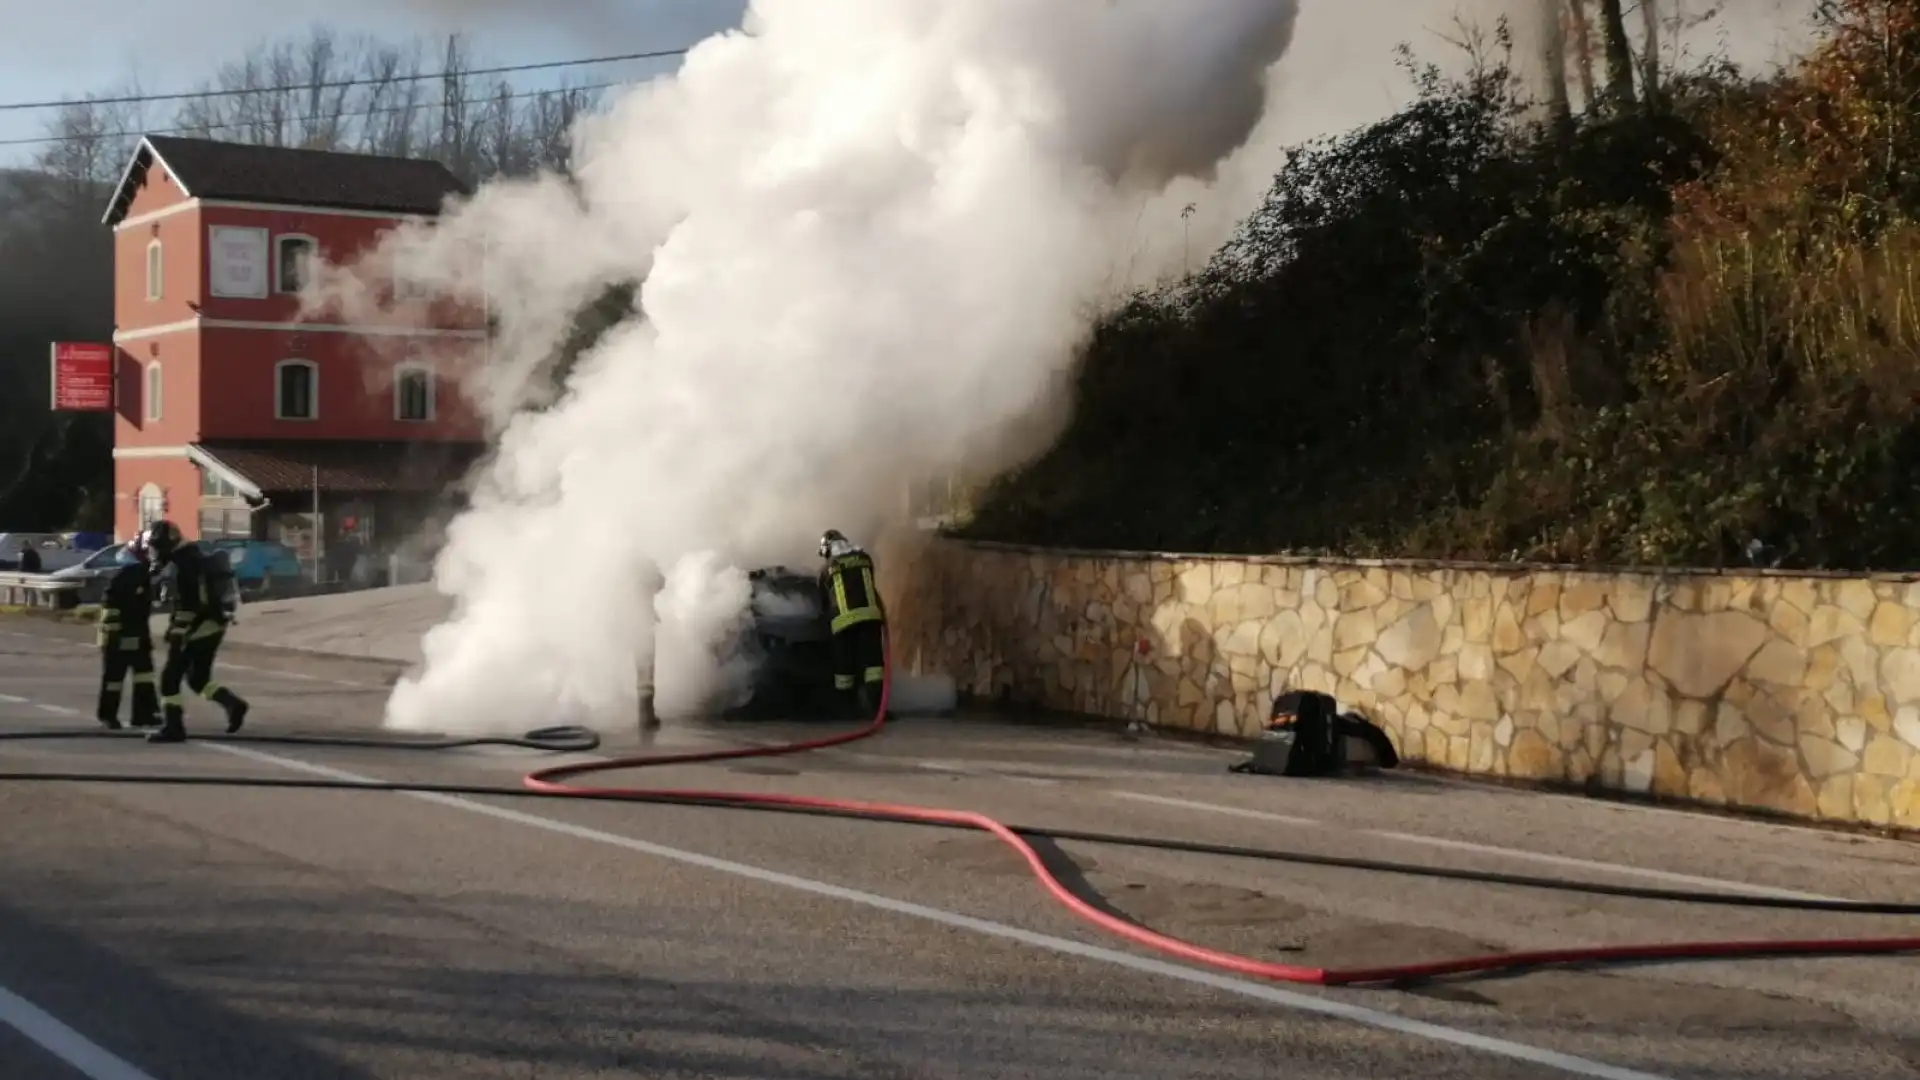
145,239,163,301
198,509,253,540
144,363,162,423
200,466,240,498
275,359,318,421
276,234,317,294
391,229,431,301
394,364,434,422
137,483,165,529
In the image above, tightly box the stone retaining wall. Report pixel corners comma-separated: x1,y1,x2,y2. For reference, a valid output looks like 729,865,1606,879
890,540,1920,829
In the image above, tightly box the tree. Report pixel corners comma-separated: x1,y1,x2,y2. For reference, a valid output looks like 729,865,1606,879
1543,0,1576,131
1597,0,1640,107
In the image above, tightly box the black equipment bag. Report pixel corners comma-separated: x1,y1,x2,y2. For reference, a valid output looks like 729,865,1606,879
1230,689,1400,777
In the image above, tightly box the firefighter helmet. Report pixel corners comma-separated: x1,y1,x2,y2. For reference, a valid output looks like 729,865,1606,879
141,519,184,561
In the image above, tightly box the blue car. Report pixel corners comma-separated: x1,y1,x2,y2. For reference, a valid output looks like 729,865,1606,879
209,539,306,590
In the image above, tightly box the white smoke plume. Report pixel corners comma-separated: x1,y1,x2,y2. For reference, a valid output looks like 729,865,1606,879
650,552,760,719
302,0,1303,735
307,0,1816,737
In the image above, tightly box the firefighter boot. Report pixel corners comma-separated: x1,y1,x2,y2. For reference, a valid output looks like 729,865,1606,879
147,706,187,744
212,687,249,734
94,685,123,731
129,678,161,728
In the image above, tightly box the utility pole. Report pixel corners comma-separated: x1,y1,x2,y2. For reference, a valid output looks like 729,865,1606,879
311,464,322,585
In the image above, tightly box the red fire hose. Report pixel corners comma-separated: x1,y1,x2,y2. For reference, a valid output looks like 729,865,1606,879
524,635,1920,988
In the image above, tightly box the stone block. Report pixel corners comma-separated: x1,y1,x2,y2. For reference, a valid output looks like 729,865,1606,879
1746,638,1808,689
1897,707,1920,751
1537,641,1583,680
1818,775,1854,818
1799,734,1860,779
1647,610,1770,699
1880,648,1920,706
1527,583,1561,617
1332,610,1378,654
1862,735,1912,779
1177,563,1212,605
1832,579,1880,622
1610,579,1656,623
1870,601,1914,648
1376,603,1443,672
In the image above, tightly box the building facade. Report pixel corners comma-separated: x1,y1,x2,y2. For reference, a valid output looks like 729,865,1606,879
103,135,488,571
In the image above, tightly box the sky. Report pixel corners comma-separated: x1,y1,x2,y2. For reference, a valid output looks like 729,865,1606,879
0,0,748,168
0,0,1824,174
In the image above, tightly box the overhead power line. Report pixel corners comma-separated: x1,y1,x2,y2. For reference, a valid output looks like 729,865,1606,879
0,47,690,113
0,81,632,149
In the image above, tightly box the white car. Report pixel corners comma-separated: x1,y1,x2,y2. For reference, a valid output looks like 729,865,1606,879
43,543,143,603
0,533,97,574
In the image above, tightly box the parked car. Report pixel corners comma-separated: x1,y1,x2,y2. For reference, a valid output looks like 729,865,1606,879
43,542,141,604
209,539,307,592
0,533,99,573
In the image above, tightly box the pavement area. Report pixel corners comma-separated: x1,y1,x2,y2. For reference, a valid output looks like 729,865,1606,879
3,614,1920,1079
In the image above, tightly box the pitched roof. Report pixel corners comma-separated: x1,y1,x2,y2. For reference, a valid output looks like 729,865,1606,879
102,135,470,226
191,439,487,497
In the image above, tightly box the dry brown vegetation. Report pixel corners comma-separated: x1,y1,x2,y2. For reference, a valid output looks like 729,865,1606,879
965,0,1920,572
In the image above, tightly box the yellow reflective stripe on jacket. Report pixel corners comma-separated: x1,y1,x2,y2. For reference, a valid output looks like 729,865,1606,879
830,607,882,633
96,600,122,646
826,554,883,633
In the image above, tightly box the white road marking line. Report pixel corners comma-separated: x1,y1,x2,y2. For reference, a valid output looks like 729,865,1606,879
1363,830,1841,901
34,703,78,716
1114,791,1320,827
222,663,380,690
0,693,26,704
913,759,1058,786
0,984,158,1080
1109,792,1841,902
202,742,1671,1080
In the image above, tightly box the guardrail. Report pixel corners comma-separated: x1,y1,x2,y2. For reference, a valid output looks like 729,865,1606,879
0,572,85,610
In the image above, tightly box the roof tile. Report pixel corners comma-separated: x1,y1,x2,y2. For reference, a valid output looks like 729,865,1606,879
106,136,469,225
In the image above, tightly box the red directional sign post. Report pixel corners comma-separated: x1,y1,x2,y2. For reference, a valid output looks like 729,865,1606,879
49,342,114,412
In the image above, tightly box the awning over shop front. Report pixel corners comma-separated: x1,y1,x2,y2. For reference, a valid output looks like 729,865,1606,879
187,440,487,499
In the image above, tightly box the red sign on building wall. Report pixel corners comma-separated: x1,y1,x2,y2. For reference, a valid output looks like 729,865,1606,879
49,342,114,411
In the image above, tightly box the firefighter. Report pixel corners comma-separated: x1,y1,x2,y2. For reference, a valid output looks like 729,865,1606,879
94,532,161,730
818,529,887,717
143,520,249,743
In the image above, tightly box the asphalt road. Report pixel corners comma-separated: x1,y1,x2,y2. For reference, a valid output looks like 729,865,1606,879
2,617,1919,1080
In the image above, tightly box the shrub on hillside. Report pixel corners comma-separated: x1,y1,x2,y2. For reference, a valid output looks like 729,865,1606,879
963,2,1920,572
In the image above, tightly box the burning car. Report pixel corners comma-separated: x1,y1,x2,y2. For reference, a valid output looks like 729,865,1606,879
639,565,845,726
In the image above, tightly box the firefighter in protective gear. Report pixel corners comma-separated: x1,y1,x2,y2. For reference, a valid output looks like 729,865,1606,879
818,529,886,717
143,520,249,743
95,533,161,730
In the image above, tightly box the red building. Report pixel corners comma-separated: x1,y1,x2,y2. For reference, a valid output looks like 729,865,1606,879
101,135,488,569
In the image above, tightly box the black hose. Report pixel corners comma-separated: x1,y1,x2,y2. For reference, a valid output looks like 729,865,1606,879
1,725,1913,915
